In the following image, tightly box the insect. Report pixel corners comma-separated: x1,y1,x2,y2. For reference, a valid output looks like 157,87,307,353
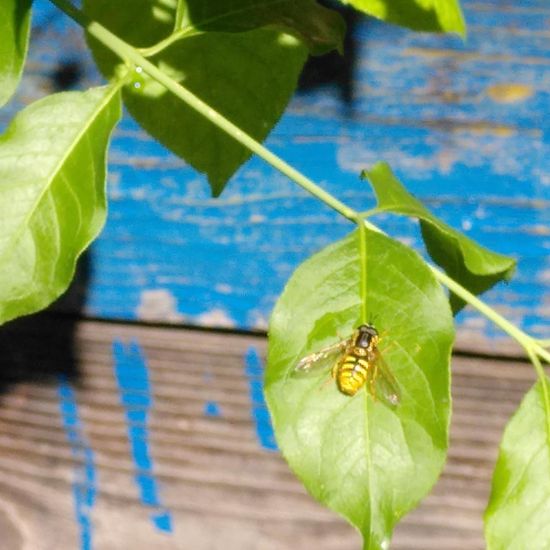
295,324,400,405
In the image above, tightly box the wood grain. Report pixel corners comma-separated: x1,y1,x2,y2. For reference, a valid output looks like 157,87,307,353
0,319,538,549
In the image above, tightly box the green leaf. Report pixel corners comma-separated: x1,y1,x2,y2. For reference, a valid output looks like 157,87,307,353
125,30,307,197
339,0,465,36
361,162,516,313
84,2,308,196
177,0,346,55
0,0,32,107
0,85,121,325
485,379,550,549
266,229,454,549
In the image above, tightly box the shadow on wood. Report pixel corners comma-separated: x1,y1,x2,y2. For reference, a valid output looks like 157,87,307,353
298,1,362,104
0,254,90,393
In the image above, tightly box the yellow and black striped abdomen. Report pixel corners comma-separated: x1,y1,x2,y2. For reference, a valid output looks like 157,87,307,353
334,354,370,396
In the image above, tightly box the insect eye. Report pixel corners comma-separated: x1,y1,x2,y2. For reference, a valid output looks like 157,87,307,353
357,333,371,347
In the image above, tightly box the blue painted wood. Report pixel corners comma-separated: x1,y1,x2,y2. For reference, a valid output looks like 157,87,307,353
2,0,549,340
244,346,278,451
112,339,174,533
58,377,97,550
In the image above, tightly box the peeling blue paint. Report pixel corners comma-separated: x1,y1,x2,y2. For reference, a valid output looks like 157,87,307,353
245,347,278,452
112,340,174,534
4,0,550,339
204,401,222,417
58,377,96,550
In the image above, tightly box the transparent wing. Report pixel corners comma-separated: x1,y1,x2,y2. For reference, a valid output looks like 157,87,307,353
370,348,401,406
293,337,351,376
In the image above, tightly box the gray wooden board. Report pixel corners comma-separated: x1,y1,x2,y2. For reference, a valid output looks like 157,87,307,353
0,320,539,549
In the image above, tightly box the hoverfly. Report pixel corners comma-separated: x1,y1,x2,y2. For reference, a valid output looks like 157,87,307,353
295,324,400,405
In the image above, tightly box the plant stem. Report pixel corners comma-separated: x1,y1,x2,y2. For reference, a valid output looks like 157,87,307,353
174,2,186,30
433,267,550,364
139,28,200,57
50,0,549,366
49,0,357,222
359,216,550,365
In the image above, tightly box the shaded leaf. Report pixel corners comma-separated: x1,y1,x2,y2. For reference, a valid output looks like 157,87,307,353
126,30,306,197
178,0,346,55
266,229,454,549
0,0,32,107
361,162,516,313
84,1,308,196
0,85,121,325
339,0,465,36
485,379,550,549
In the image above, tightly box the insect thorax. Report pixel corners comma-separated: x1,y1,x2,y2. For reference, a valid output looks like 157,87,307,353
351,346,370,357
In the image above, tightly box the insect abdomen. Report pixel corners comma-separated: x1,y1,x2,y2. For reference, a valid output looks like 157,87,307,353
336,355,369,396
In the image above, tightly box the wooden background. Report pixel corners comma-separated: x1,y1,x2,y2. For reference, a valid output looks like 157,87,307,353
0,0,548,548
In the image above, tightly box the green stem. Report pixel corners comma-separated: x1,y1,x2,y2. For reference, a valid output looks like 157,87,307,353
358,207,382,219
356,215,368,325
51,0,549,367
139,28,201,57
174,1,186,30
359,216,550,365
49,0,357,221
432,266,550,365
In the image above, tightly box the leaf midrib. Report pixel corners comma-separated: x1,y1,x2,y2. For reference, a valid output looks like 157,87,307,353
362,391,375,548
0,84,119,270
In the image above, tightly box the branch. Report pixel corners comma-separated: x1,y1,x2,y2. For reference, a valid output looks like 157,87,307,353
49,0,549,367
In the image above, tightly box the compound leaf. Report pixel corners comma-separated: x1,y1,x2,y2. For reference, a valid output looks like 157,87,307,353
266,229,454,549
0,0,32,107
0,85,121,325
485,379,550,549
362,162,516,313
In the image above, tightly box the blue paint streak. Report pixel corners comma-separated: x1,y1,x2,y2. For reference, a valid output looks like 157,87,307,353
112,340,174,533
204,401,222,417
245,348,278,452
58,378,96,550
152,511,173,532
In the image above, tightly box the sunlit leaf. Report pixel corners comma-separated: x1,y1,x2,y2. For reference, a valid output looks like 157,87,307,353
0,85,121,325
266,229,454,549
0,0,32,107
362,162,516,313
485,379,550,549
339,0,465,36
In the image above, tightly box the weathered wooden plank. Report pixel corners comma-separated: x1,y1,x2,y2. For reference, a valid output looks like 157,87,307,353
0,0,548,342
0,319,540,549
